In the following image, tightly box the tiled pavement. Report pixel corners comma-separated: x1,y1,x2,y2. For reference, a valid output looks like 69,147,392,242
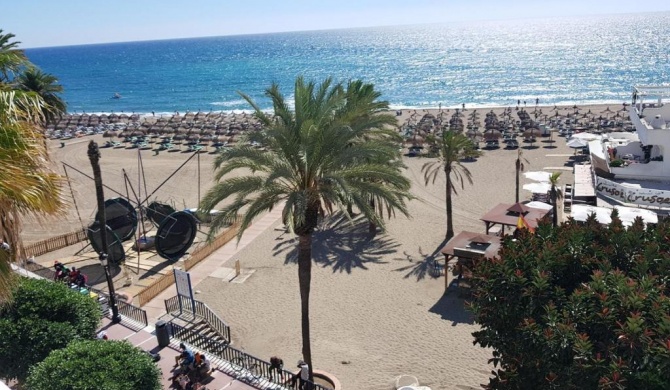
99,206,285,390
100,317,255,389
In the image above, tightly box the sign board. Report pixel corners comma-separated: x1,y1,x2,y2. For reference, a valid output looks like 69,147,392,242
596,177,670,208
174,269,196,314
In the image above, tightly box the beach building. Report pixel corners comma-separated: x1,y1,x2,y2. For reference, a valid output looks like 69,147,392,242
587,85,670,209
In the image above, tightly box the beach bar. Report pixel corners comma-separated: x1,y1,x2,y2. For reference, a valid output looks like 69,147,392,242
479,203,550,235
440,231,502,292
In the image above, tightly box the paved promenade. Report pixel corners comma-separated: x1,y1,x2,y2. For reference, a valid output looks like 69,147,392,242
103,207,284,390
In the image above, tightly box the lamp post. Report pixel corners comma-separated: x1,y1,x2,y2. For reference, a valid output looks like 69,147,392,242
99,253,121,323
88,141,121,324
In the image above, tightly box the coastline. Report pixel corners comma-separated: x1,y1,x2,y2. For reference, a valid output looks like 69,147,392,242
62,101,633,118
24,103,593,389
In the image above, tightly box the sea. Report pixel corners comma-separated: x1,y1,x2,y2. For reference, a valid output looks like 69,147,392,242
24,11,670,115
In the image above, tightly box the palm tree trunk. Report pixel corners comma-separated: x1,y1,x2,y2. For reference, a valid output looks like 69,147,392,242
515,159,520,203
297,233,314,382
445,167,454,240
551,187,558,227
368,198,376,234
88,142,108,251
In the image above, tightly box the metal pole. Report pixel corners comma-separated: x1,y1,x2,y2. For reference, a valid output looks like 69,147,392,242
87,141,122,324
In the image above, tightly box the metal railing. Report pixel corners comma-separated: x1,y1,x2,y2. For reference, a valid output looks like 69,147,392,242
17,261,148,329
165,295,231,343
168,321,331,390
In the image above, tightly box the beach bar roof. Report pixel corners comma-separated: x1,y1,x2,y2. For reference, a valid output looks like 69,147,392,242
480,202,550,235
440,231,502,292
440,231,502,260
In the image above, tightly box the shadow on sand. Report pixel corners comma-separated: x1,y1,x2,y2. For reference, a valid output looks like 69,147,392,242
272,214,400,274
392,237,449,281
428,287,475,325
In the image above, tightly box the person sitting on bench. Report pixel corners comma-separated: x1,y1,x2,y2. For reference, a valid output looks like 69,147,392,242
194,353,211,379
174,343,195,371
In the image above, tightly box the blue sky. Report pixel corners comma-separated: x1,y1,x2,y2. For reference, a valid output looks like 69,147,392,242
3,0,669,48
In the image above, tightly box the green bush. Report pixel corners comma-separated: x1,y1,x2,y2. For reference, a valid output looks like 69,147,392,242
470,214,670,389
609,159,624,167
0,277,101,383
27,340,161,390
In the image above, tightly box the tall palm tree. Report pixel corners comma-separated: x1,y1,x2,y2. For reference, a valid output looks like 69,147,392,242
515,149,529,203
199,77,411,379
16,67,67,126
422,131,482,240
0,30,27,82
0,89,65,304
549,172,563,227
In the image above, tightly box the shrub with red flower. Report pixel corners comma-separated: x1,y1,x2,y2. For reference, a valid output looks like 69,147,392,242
470,211,670,389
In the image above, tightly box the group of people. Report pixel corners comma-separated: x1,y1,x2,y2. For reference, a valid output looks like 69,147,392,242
54,261,88,288
171,343,212,390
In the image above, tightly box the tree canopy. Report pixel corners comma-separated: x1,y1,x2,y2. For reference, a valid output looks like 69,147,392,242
27,340,162,390
200,76,411,378
0,277,101,383
470,213,670,389
0,29,66,304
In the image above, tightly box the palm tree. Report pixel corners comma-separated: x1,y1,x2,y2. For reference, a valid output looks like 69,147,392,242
199,77,411,379
0,30,27,82
0,89,65,304
515,149,529,203
549,172,563,227
422,131,482,240
0,30,65,304
16,67,67,126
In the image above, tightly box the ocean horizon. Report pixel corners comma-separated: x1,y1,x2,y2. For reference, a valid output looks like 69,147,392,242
24,11,670,115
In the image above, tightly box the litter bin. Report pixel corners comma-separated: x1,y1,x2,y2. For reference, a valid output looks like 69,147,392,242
155,320,170,348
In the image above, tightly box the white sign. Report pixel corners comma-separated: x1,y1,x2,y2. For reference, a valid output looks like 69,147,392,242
174,269,193,299
174,269,196,314
596,177,670,208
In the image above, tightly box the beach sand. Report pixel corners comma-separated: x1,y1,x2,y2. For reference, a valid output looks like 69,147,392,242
24,104,611,389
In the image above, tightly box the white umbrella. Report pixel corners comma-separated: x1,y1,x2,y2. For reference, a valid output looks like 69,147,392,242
570,132,601,141
567,138,589,148
526,201,553,210
524,171,552,182
523,182,551,193
571,205,658,226
614,205,658,225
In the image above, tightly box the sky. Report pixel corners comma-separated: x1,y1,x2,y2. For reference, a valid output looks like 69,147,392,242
3,0,669,48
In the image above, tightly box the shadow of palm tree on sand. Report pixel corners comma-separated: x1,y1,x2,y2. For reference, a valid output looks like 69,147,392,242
272,214,400,274
392,237,449,281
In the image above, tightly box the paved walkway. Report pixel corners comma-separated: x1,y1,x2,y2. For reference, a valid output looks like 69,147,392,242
100,317,255,390
102,207,284,389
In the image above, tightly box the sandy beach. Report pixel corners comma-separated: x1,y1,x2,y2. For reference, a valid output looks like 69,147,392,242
24,103,613,389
